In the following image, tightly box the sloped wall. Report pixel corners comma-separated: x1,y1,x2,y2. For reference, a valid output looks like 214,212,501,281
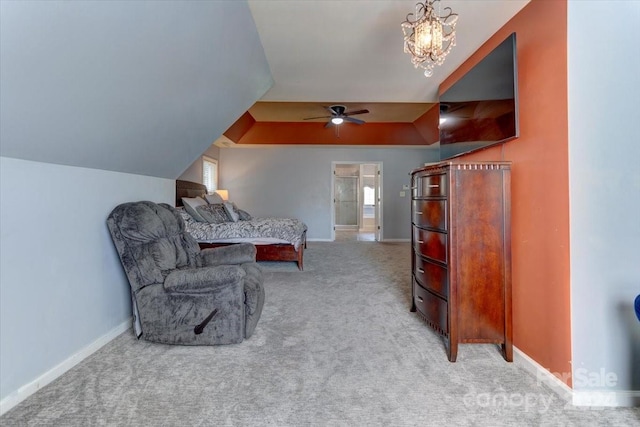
0,0,272,410
0,1,272,179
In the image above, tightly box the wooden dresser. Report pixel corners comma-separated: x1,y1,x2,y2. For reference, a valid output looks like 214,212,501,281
410,161,512,362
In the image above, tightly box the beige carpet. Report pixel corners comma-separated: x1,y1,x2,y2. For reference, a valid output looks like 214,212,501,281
2,242,639,426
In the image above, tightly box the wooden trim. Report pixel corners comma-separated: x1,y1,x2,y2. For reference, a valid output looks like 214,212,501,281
199,232,305,271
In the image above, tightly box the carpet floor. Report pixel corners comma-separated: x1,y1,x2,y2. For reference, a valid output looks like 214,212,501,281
2,242,638,426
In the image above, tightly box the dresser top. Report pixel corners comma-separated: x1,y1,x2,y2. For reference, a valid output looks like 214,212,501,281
411,160,511,175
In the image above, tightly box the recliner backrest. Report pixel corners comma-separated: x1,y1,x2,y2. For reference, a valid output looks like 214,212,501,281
107,201,201,292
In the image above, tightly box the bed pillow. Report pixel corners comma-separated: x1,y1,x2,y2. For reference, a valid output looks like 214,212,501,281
237,208,252,221
181,197,208,222
196,204,231,224
223,202,240,222
204,193,224,204
223,202,252,221
176,207,193,223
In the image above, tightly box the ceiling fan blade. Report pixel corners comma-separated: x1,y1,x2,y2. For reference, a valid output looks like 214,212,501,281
344,109,369,117
344,116,365,125
324,121,335,128
303,115,332,120
324,106,337,115
326,105,345,116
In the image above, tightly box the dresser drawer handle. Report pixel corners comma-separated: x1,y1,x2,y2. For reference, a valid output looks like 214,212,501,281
428,184,439,188
417,268,424,273
417,296,424,302
415,212,423,215
417,240,424,244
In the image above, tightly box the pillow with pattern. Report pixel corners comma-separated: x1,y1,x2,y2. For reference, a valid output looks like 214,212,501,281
176,207,193,223
196,204,231,224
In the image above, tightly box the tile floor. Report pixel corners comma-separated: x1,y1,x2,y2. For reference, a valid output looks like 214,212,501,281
334,230,376,242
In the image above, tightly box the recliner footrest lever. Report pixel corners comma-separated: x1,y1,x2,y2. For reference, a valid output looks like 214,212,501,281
194,308,218,335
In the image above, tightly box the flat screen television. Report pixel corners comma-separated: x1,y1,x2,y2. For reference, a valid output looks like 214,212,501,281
439,33,518,160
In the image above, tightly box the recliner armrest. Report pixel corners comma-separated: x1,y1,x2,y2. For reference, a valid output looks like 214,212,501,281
200,243,257,267
164,265,245,293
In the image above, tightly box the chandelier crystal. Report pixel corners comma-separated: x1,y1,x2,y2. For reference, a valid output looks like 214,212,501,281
401,0,458,77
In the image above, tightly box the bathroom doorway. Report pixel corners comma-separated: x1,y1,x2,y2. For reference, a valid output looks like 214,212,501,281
332,162,382,241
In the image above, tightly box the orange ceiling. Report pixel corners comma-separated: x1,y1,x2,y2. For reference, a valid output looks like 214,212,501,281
221,101,440,146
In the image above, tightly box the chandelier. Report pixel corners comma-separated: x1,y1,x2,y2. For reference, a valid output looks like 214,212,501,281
401,0,458,77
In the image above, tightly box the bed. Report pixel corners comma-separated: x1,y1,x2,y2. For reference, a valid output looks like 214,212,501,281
175,180,307,270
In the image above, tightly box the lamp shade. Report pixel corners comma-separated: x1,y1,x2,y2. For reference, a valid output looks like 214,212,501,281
214,189,229,201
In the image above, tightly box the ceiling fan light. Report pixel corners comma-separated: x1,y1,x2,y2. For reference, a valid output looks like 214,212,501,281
331,117,344,125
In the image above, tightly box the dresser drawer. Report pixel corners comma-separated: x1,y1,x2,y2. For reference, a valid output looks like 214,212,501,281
414,255,449,298
413,173,447,197
414,280,448,334
413,227,447,264
412,200,447,230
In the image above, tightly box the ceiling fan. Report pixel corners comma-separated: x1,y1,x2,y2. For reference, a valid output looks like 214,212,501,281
303,105,370,127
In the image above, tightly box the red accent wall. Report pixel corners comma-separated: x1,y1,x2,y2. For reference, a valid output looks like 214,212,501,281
223,111,255,143
440,0,571,385
238,122,428,145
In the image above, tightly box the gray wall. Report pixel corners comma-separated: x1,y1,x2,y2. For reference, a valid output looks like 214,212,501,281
219,146,439,240
178,145,220,184
0,0,272,409
0,1,271,179
0,157,173,403
568,2,640,401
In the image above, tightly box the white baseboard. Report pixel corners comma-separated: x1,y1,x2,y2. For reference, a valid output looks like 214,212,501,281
513,346,640,407
572,390,640,407
513,346,573,403
306,238,332,242
0,318,131,416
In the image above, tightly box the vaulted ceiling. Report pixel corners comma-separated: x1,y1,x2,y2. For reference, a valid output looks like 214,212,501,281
0,1,272,178
220,0,531,146
0,1,532,177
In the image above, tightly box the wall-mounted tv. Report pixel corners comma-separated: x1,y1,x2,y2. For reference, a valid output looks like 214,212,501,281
439,33,518,160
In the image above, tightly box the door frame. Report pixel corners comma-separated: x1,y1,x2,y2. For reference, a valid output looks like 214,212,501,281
331,161,383,241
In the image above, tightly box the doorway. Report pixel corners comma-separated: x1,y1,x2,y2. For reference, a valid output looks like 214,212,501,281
332,162,382,241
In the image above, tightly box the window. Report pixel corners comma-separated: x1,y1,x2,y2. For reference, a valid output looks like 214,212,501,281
202,156,218,193
363,186,375,205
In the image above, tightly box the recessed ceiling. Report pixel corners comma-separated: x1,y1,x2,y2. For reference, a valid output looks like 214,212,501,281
248,102,434,123
221,0,531,145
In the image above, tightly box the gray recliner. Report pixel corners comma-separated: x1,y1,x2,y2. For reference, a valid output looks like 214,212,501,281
107,201,264,345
